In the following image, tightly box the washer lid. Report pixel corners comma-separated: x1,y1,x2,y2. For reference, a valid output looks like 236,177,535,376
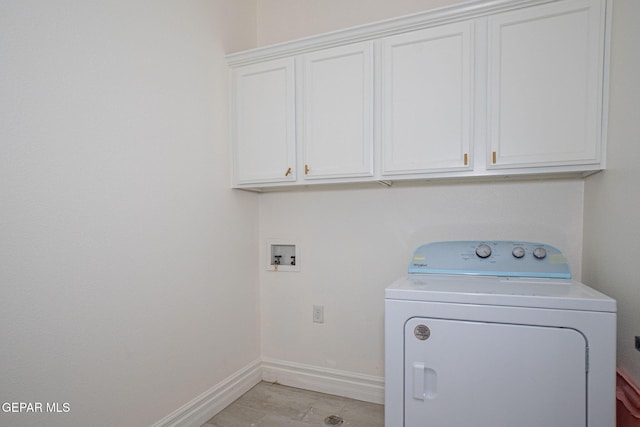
409,241,571,279
386,274,616,312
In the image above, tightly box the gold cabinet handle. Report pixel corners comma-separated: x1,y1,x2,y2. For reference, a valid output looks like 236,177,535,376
492,151,497,164
464,153,468,166
305,164,310,175
285,167,292,177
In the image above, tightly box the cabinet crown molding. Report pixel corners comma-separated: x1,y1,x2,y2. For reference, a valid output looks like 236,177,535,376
227,0,567,66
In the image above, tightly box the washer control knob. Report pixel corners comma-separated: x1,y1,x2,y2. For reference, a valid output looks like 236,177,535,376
512,247,525,258
533,247,547,259
475,243,492,258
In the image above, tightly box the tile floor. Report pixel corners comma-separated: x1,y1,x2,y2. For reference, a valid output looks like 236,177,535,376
201,381,384,427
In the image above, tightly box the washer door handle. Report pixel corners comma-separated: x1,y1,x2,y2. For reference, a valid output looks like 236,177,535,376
413,363,438,400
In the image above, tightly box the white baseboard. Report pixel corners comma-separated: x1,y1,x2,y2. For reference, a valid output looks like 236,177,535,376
151,359,262,427
152,358,384,426
261,358,385,405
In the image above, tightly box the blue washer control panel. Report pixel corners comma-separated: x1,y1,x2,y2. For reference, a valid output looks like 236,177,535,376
408,241,571,279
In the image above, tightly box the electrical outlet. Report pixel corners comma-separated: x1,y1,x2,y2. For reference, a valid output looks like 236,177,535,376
313,305,324,323
635,336,640,352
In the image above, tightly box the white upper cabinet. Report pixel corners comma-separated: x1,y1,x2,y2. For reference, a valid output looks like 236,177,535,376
231,58,296,185
380,21,473,176
300,42,374,180
227,0,609,189
487,0,605,169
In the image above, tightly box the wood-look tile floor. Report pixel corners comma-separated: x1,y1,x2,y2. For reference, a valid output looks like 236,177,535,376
201,381,384,427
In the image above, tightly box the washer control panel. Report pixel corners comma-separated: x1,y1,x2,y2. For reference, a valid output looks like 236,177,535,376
409,241,571,278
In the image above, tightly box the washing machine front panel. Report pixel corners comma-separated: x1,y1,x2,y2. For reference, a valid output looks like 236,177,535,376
404,317,587,426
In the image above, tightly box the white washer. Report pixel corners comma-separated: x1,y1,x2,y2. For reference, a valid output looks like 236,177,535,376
385,241,616,427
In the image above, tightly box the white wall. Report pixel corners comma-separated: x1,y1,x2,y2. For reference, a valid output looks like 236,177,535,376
583,0,640,384
259,180,585,377
0,1,258,426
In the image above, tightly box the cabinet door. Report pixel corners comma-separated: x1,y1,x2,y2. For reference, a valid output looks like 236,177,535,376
380,21,473,176
232,58,296,185
487,0,605,169
300,42,374,180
